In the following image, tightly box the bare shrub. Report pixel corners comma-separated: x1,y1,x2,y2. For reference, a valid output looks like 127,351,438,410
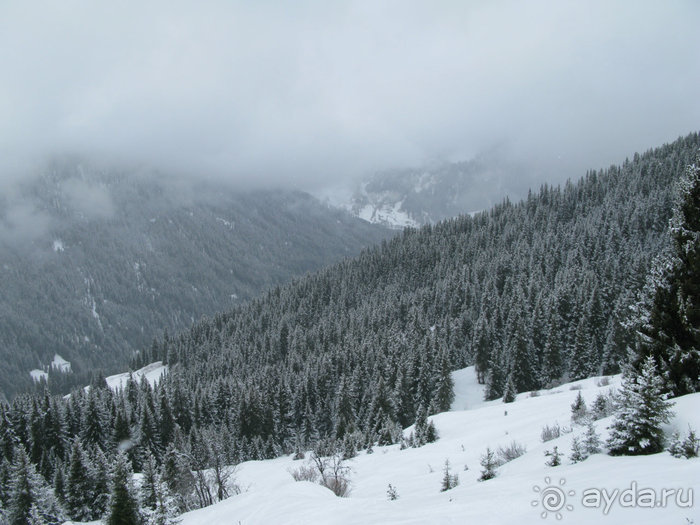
310,452,352,497
496,440,527,464
288,464,319,483
541,423,561,443
596,376,611,387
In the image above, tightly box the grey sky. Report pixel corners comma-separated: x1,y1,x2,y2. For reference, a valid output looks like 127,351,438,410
0,0,698,191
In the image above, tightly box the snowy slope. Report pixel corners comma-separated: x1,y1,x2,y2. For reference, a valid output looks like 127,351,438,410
178,369,700,525
104,361,168,391
29,353,72,381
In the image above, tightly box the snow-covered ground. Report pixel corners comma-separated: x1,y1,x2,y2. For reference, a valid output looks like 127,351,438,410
30,353,72,381
355,201,419,229
104,361,168,391
179,367,700,525
29,369,48,382
52,353,72,373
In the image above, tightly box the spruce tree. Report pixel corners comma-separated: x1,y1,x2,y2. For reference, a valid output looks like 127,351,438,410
502,374,516,403
607,356,674,455
440,459,459,491
478,448,498,481
413,404,428,447
7,447,64,525
583,421,601,455
570,391,588,424
540,312,562,387
544,446,563,467
433,350,455,412
106,453,141,525
64,441,97,521
569,436,588,463
472,315,491,385
633,160,700,396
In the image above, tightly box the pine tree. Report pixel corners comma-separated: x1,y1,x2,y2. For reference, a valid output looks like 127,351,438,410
64,441,97,521
413,404,428,447
590,392,610,420
433,350,455,412
478,448,498,481
569,436,588,463
569,315,593,381
106,452,141,525
140,453,179,525
484,345,505,401
440,459,459,491
583,421,601,455
91,447,112,517
140,453,160,510
505,301,537,392
7,447,65,525
81,392,106,452
472,315,491,385
544,446,563,467
540,312,562,386
632,159,700,396
161,444,195,513
570,391,588,424
425,419,438,444
502,374,516,403
607,356,674,455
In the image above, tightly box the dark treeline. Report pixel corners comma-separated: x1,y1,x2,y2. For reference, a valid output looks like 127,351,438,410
0,133,698,523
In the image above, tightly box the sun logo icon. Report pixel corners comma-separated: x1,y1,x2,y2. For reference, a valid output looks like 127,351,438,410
532,477,575,520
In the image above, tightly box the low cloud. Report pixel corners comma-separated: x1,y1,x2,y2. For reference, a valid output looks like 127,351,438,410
62,178,115,220
0,200,52,245
0,1,698,192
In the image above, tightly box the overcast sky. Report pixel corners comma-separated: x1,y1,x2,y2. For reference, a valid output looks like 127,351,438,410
0,0,698,191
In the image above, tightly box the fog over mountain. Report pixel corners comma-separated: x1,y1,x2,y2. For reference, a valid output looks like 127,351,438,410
0,1,698,197
0,163,392,399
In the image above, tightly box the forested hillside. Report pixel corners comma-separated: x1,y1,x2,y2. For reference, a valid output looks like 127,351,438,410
0,165,391,399
143,134,696,445
0,134,697,523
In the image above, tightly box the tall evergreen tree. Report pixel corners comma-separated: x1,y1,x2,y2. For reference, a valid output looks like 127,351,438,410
607,356,674,455
64,441,97,521
432,350,455,412
632,159,700,395
7,447,64,525
106,453,141,525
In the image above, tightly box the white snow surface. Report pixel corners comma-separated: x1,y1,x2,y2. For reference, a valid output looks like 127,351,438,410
356,201,418,229
104,361,168,391
29,353,71,381
178,368,700,525
51,353,72,373
29,369,48,382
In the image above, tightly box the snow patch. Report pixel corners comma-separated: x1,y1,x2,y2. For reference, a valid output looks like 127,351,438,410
357,201,418,229
29,354,72,381
104,361,168,391
30,369,48,382
51,354,72,373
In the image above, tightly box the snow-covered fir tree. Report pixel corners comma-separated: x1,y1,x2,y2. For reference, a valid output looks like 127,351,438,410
607,356,674,455
6,447,64,525
631,158,700,396
106,453,141,525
